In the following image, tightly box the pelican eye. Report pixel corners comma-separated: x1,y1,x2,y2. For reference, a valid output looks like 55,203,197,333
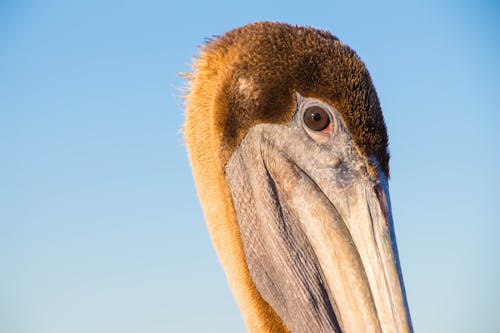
303,105,331,132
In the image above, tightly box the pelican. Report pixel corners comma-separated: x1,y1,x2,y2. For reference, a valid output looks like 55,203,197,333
184,22,413,333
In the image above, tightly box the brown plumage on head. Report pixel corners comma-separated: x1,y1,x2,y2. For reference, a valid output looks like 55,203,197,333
184,21,390,333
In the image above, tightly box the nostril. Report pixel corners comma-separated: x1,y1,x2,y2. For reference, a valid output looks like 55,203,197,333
374,184,389,228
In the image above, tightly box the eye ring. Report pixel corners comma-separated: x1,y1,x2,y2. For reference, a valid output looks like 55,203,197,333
303,105,331,132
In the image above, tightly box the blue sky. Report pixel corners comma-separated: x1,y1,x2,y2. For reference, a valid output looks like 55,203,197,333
1,1,499,332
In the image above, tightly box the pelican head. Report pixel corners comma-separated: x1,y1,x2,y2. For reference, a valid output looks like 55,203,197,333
184,22,412,333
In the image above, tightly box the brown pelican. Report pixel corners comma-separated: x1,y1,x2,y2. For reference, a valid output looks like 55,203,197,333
184,22,413,333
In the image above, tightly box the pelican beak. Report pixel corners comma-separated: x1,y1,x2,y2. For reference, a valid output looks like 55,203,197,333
226,122,413,332
267,153,412,333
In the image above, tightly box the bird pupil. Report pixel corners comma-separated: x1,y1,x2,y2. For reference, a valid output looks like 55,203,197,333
313,113,321,121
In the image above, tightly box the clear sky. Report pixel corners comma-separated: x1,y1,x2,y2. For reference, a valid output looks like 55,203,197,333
1,1,499,332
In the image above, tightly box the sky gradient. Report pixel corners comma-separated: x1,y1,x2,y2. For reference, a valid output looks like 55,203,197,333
1,1,499,332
